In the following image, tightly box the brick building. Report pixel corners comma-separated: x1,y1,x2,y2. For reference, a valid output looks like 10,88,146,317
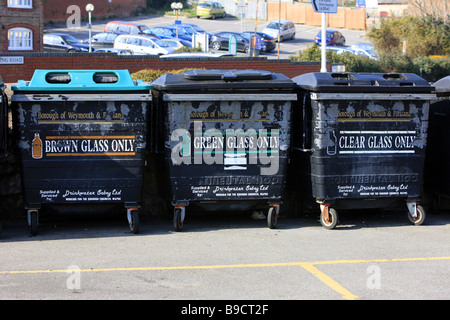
0,0,44,53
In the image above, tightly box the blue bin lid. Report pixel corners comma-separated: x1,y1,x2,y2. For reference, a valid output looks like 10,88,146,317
12,69,152,92
292,72,434,93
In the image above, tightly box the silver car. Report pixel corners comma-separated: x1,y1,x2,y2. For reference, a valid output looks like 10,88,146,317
262,20,296,42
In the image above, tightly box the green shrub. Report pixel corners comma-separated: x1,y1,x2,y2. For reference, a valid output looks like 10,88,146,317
290,45,383,73
131,68,205,82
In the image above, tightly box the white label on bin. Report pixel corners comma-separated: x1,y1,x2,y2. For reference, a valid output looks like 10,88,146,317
336,130,417,155
32,134,137,158
224,153,247,170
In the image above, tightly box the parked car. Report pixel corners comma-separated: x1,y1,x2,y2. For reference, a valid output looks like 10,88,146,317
262,20,296,42
147,26,191,42
239,33,267,53
210,32,250,53
157,39,192,50
43,33,93,53
242,31,276,52
94,48,134,55
161,52,234,59
315,29,346,46
351,43,378,60
82,32,118,50
114,34,175,55
104,21,151,35
196,1,226,19
166,23,212,38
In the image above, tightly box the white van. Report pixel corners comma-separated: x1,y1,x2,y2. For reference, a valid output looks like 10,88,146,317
114,35,175,55
262,20,296,42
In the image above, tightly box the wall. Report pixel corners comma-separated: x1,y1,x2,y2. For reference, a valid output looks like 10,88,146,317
0,0,44,53
0,53,326,84
267,2,366,30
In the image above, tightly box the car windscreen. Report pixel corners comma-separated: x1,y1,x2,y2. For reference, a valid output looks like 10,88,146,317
155,40,170,47
61,35,80,44
267,22,280,29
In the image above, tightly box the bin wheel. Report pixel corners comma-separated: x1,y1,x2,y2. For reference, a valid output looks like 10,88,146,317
408,205,425,226
28,210,39,236
320,207,338,230
173,208,183,232
128,210,140,234
267,206,278,229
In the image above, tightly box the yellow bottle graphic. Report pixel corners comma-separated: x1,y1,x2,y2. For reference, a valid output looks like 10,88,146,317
32,133,43,159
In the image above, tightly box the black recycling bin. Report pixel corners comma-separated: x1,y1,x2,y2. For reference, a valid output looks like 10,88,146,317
0,75,8,157
152,69,296,230
11,70,152,235
424,76,450,209
291,72,435,229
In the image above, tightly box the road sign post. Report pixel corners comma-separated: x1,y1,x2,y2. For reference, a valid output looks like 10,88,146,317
311,0,338,72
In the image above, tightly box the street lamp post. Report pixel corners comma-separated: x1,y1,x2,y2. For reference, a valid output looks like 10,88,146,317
86,4,94,53
234,0,248,33
171,2,183,39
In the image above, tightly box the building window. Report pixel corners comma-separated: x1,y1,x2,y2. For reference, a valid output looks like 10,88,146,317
8,28,33,50
7,0,33,9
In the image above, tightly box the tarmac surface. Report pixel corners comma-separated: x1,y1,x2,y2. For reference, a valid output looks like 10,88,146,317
1,207,449,302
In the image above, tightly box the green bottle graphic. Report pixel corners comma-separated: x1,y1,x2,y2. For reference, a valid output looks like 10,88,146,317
180,132,191,157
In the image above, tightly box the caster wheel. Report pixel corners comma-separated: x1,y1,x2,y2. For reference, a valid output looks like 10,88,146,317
408,205,425,226
28,210,39,236
128,210,140,234
173,208,183,231
320,207,338,230
267,206,278,229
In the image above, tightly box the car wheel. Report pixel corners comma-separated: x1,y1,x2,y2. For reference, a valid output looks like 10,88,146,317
212,13,216,20
291,33,295,40
212,41,221,51
68,49,76,53
244,45,250,54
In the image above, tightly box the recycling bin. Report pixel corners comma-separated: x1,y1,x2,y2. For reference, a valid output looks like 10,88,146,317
11,70,152,235
424,76,450,209
151,69,296,230
291,72,435,229
0,75,7,157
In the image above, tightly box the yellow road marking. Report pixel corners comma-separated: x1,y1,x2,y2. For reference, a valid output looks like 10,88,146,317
1,256,450,300
298,262,359,300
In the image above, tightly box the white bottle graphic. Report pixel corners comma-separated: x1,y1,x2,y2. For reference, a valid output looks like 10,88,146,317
327,130,337,156
32,133,43,159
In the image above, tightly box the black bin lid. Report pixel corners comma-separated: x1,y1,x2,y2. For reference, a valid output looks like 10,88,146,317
292,72,434,93
152,69,295,91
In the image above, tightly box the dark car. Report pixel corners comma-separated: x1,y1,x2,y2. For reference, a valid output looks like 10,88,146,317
82,32,118,50
314,29,346,46
43,33,93,53
242,31,276,52
210,31,250,53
